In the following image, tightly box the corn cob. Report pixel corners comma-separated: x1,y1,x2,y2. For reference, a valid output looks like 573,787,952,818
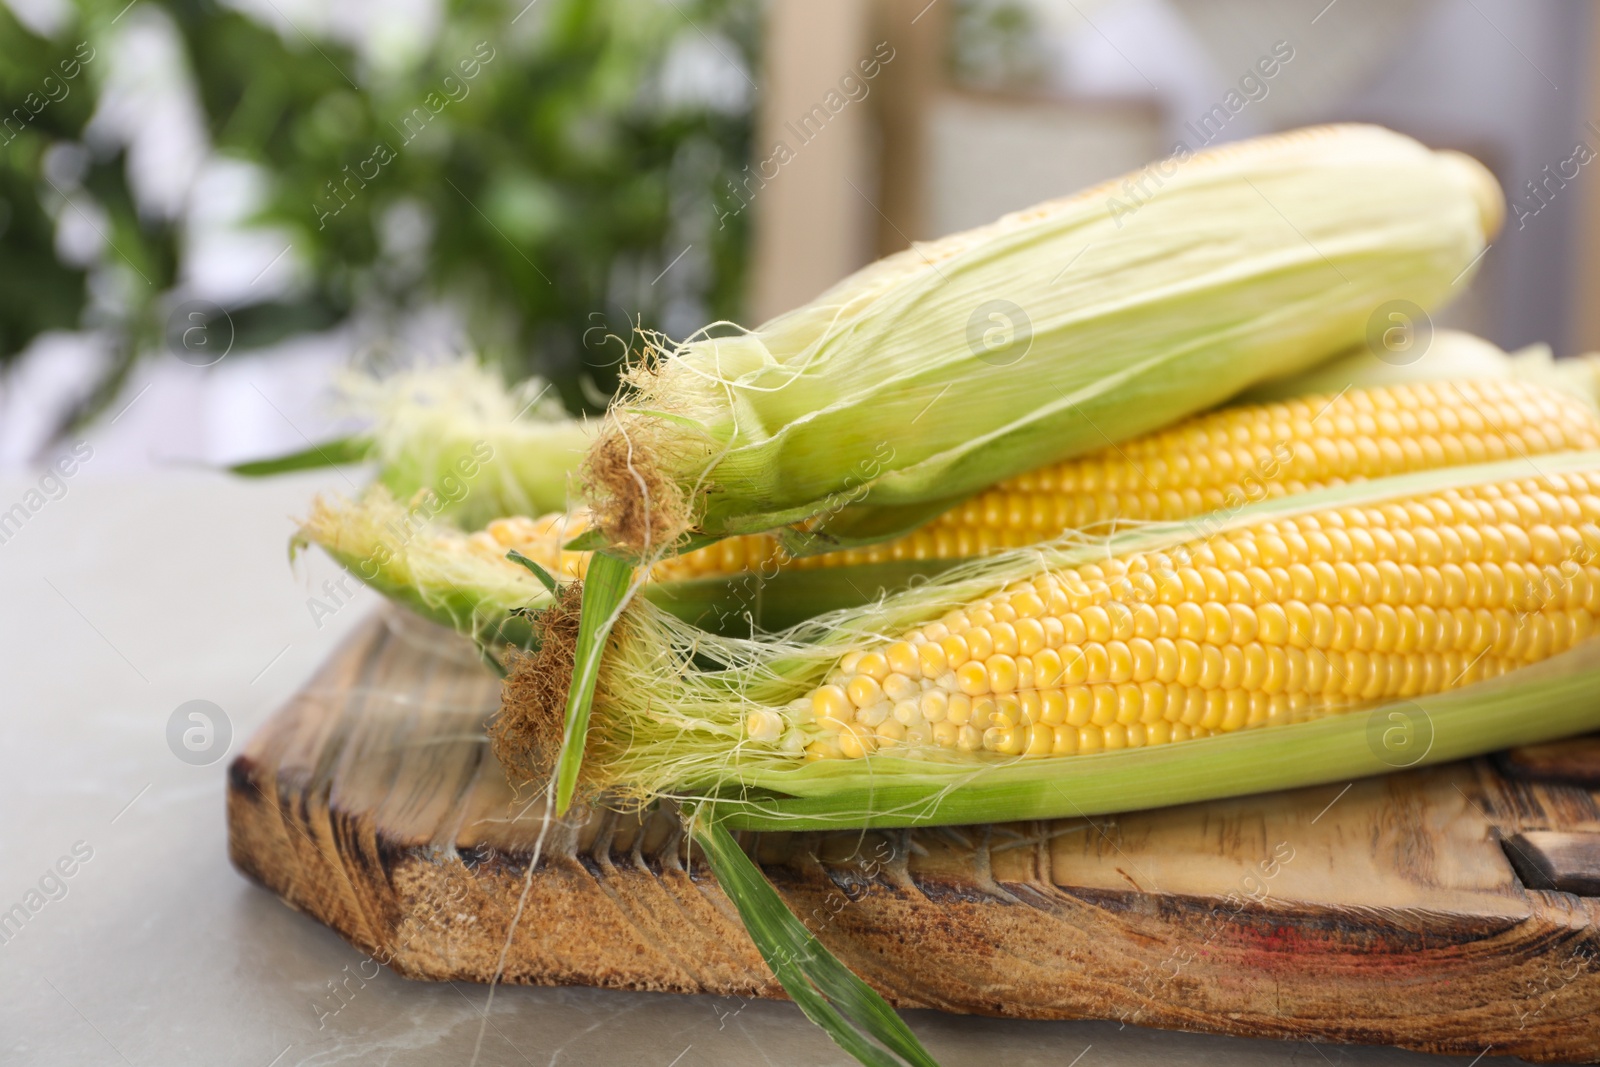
795,465,1600,762
471,376,1600,579
302,365,1600,651
495,452,1600,822
587,124,1500,555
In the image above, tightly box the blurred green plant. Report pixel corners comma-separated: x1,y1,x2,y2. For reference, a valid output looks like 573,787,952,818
948,0,1048,92
0,2,180,425
0,0,757,431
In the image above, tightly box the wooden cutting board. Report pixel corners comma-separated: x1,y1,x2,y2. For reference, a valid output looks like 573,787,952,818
227,612,1600,1063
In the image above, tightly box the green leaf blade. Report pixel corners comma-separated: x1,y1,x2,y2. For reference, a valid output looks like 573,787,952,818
555,550,635,814
506,550,560,595
694,821,939,1067
561,528,609,553
229,436,372,476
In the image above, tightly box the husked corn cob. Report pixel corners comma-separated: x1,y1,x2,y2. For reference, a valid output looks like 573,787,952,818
786,467,1600,762
493,452,1600,825
777,377,1600,569
469,378,1600,580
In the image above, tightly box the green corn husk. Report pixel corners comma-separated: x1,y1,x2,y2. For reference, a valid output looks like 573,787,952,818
294,488,546,648
352,362,591,528
238,362,590,527
1242,327,1600,409
293,489,958,645
584,124,1502,557
691,819,940,1067
499,451,1600,829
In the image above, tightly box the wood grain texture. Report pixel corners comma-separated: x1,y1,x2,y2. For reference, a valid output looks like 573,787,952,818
1496,737,1600,787
228,613,1600,1062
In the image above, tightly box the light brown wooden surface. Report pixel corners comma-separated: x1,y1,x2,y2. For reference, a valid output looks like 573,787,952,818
228,613,1600,1063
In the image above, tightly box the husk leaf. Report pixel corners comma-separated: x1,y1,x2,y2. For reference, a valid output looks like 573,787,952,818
587,124,1502,552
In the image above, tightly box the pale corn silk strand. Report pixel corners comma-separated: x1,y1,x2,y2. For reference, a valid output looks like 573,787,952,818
590,125,1499,547
570,452,1600,812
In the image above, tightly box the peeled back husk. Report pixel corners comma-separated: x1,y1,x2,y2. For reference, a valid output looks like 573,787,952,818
586,124,1503,556
349,362,591,529
293,488,936,645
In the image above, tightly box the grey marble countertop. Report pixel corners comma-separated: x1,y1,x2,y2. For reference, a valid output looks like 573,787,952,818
0,470,1527,1066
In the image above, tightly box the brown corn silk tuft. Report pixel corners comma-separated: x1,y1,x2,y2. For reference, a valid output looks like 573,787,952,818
582,412,696,558
492,584,584,788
